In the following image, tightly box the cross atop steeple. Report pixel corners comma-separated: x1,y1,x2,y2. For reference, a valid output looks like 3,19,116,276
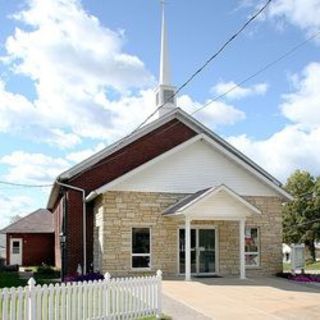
155,0,177,117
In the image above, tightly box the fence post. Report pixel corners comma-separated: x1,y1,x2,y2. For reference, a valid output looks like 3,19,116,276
28,277,36,320
104,272,111,318
156,270,162,319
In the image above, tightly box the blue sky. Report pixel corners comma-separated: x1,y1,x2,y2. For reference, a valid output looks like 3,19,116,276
0,0,320,227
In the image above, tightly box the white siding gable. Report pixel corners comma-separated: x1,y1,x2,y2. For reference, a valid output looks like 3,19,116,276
110,139,279,197
187,190,256,219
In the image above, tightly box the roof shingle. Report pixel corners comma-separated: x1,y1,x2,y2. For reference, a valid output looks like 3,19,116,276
1,209,54,234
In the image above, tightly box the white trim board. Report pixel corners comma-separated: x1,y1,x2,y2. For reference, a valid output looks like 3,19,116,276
86,134,292,202
164,184,262,217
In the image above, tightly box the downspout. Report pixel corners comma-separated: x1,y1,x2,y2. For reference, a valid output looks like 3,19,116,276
56,180,87,274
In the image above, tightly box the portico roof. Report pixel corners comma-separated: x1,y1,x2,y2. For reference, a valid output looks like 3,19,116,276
162,184,261,220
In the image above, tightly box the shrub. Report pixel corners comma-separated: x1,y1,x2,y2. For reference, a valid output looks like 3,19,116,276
64,272,105,282
1,264,19,272
0,257,5,268
36,263,55,275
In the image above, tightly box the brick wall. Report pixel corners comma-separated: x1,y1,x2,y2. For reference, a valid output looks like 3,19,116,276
52,120,196,275
6,233,54,266
93,191,283,277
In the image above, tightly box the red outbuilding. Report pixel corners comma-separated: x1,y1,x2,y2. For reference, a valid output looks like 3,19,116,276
1,209,54,266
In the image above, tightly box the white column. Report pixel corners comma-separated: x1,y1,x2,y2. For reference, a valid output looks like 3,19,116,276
185,217,191,281
239,219,246,279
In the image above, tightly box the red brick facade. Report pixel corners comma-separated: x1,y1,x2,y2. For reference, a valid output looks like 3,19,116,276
6,233,54,266
52,119,197,275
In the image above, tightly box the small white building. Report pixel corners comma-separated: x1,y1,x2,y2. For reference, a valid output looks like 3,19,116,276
0,233,6,261
283,244,291,263
283,243,320,263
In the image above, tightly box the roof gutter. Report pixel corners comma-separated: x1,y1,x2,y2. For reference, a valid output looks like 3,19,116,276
86,191,98,203
55,180,87,275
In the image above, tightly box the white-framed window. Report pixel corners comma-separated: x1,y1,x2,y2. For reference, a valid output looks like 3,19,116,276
245,227,260,267
132,227,151,269
12,240,21,254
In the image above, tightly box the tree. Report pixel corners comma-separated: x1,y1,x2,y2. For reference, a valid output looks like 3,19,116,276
283,170,320,262
10,215,22,224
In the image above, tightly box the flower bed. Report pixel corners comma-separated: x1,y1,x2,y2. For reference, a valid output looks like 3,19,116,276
64,272,104,282
277,272,320,283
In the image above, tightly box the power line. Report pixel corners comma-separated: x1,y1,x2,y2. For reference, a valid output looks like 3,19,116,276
133,0,272,131
74,28,319,179
73,0,272,180
0,181,52,188
190,30,320,115
1,2,317,191
2,22,315,189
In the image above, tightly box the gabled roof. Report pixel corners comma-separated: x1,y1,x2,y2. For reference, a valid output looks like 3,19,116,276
47,108,292,209
162,188,211,215
86,133,292,201
162,184,262,218
1,209,54,234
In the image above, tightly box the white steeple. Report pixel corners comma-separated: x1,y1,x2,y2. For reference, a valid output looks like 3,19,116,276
155,0,176,117
159,0,170,85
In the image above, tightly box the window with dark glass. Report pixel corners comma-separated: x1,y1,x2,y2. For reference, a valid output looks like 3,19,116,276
132,228,150,269
12,241,20,254
245,227,260,267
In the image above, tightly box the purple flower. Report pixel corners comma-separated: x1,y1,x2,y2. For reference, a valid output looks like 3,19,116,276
64,272,105,282
288,274,320,283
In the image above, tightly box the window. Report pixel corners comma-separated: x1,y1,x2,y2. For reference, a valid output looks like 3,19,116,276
132,228,151,269
163,89,174,104
245,227,259,267
12,241,20,254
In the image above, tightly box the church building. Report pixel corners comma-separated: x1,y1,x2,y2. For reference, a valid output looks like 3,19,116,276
47,4,292,280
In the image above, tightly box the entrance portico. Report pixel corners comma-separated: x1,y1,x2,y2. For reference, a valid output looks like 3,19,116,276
162,184,262,280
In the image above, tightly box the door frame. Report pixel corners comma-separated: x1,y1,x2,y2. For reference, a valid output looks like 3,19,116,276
10,238,23,265
177,225,219,276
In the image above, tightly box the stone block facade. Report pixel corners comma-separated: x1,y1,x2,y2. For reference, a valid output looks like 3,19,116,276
93,191,283,277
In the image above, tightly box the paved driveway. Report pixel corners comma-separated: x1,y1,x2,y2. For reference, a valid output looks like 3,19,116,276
162,277,320,320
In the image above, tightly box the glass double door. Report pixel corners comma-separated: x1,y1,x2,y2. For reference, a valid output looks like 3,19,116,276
179,228,216,275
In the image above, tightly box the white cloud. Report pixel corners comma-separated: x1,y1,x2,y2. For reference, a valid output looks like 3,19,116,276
0,0,155,147
178,94,246,128
211,81,268,100
0,151,70,185
0,192,36,229
0,0,250,150
5,0,152,91
281,62,320,129
0,79,82,148
268,0,320,35
242,0,320,38
228,61,320,181
228,126,320,181
66,142,105,163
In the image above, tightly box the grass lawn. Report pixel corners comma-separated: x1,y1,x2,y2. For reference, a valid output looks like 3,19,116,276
283,261,320,272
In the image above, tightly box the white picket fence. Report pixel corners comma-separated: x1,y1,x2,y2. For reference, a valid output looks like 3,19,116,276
0,270,162,320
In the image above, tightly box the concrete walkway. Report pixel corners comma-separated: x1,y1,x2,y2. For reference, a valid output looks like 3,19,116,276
162,277,320,320
163,293,211,320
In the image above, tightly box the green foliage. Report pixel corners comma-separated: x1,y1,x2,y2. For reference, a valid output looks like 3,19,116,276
0,272,27,288
36,264,56,275
283,170,320,261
